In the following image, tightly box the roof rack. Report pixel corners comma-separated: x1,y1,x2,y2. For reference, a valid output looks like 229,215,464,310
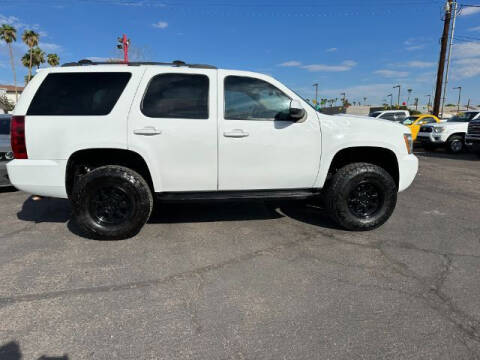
61,59,217,69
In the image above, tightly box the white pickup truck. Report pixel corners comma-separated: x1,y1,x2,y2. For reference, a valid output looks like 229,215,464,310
417,111,480,153
7,60,418,239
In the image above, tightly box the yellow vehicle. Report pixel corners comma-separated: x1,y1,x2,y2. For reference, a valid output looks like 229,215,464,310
402,114,441,141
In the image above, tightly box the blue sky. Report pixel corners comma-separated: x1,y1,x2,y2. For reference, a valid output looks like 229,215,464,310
1,0,480,105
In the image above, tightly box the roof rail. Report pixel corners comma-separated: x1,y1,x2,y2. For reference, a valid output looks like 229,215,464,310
61,59,217,69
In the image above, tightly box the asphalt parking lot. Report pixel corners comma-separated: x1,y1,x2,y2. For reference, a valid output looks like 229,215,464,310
0,150,479,360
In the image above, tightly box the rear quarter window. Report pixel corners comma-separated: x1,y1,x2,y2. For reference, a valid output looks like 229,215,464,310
27,72,132,116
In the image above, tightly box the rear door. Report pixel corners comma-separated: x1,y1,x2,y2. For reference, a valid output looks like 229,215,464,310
128,67,218,192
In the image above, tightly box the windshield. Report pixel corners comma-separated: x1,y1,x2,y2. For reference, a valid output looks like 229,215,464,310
402,116,419,125
0,117,10,135
448,112,479,122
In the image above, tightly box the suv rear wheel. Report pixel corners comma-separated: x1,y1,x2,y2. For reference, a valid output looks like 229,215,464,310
72,165,153,240
324,163,397,231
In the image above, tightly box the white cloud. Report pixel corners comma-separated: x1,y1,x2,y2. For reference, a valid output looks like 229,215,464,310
278,60,356,72
302,60,357,72
452,58,480,79
406,45,425,51
152,21,168,29
459,6,480,16
468,26,480,32
453,41,480,58
278,60,302,67
374,69,409,78
325,48,337,53
404,61,436,68
42,42,62,52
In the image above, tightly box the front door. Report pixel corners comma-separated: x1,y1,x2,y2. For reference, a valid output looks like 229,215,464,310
217,70,321,190
128,68,218,192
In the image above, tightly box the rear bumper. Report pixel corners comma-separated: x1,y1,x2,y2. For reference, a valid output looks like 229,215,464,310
6,159,68,198
398,154,418,192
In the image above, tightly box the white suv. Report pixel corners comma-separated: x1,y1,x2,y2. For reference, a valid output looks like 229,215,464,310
369,110,410,122
417,111,480,153
7,60,418,239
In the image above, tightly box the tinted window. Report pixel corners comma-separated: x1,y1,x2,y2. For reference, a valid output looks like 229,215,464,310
380,113,397,121
369,111,382,118
142,74,209,119
224,76,292,120
0,117,10,135
448,112,479,122
27,72,132,116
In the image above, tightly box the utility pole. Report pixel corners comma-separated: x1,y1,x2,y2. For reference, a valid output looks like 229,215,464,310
441,0,458,118
453,86,462,112
425,94,432,112
393,85,401,108
467,98,471,111
313,83,319,106
433,0,453,117
117,34,130,63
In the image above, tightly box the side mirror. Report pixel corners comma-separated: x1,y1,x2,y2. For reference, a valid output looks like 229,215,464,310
289,100,306,121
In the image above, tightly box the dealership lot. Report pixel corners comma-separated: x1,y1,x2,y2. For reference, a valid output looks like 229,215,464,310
0,150,479,359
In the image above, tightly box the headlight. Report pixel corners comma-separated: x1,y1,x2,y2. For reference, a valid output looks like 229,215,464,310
403,133,413,154
5,151,14,160
433,127,445,133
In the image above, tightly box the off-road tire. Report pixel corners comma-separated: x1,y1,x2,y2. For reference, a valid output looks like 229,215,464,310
446,135,464,154
324,162,397,231
72,165,153,240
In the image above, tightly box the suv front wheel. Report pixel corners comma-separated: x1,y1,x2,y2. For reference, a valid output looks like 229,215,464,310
324,163,397,231
72,165,153,240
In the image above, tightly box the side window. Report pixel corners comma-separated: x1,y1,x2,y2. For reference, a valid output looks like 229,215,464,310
224,76,292,120
27,72,132,116
395,113,407,121
423,117,436,124
380,113,396,121
142,73,209,119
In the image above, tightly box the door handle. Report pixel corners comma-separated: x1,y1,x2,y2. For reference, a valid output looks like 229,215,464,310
224,129,249,138
133,127,162,136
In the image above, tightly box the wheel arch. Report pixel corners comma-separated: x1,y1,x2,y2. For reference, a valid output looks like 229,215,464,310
324,146,399,189
65,148,156,197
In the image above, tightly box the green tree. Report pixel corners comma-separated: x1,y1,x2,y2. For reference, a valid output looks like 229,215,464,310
32,47,45,68
0,24,18,101
47,53,60,67
22,30,40,82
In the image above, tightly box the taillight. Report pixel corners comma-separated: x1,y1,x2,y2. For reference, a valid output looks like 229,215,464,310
11,115,28,159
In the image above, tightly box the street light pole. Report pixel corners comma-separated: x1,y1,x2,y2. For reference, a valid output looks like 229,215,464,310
393,85,401,108
387,94,393,107
313,83,319,106
453,86,462,113
425,94,432,112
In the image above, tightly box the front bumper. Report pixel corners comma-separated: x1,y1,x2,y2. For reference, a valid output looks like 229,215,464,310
398,154,418,192
416,132,448,145
6,159,68,198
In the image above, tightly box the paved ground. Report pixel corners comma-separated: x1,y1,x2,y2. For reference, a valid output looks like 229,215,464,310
0,150,479,360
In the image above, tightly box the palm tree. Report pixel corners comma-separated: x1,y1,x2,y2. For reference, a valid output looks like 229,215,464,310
363,97,367,105
32,47,45,69
0,24,18,101
22,30,40,82
407,89,412,106
47,53,60,67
